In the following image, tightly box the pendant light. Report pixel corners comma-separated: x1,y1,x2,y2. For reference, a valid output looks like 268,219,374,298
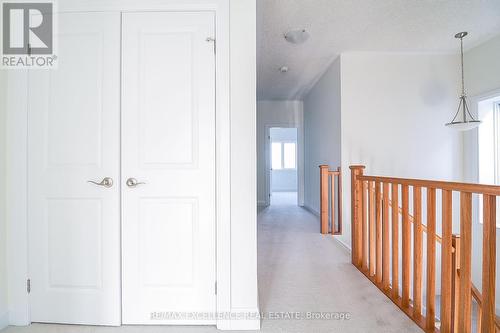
445,32,481,131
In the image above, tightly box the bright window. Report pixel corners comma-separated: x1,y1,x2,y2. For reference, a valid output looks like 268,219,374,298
271,142,282,170
478,101,500,185
271,142,297,170
478,99,500,226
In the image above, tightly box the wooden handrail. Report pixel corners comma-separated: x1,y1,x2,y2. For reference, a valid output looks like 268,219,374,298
350,165,499,333
469,278,500,331
471,283,482,306
357,175,500,196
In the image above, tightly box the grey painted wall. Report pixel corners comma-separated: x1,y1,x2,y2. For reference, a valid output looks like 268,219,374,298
303,57,342,215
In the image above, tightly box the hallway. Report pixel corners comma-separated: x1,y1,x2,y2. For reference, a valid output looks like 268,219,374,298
257,202,421,332
3,204,421,333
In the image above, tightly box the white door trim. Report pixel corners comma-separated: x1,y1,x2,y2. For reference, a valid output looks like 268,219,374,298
264,123,305,207
5,0,233,329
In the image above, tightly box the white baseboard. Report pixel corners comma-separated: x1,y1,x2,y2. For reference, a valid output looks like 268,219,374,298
333,237,352,252
216,308,261,330
303,206,352,253
302,204,319,216
0,311,8,331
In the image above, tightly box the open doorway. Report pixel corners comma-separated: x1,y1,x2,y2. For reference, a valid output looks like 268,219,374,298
269,127,298,205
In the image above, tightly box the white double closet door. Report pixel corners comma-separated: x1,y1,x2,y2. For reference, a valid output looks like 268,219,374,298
27,11,216,326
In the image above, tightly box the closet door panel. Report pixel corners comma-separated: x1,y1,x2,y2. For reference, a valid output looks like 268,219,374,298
121,11,216,325
28,12,121,326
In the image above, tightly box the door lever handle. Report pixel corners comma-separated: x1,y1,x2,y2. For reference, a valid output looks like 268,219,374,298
126,178,146,188
87,177,113,188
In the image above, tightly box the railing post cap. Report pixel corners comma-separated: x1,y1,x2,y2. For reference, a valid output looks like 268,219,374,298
349,165,366,170
319,165,329,169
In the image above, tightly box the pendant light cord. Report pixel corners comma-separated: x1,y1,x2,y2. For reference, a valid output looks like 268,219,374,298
460,36,465,96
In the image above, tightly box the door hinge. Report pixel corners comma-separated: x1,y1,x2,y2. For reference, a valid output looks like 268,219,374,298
206,37,216,53
215,281,217,295
27,279,31,294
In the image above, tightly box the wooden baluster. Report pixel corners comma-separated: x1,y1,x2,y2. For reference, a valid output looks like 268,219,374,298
337,167,343,235
375,181,382,284
382,183,390,290
362,181,369,271
477,305,482,333
391,183,399,298
413,186,423,317
330,172,336,235
458,192,472,333
401,185,410,308
441,189,453,333
350,167,357,265
369,181,376,276
481,194,496,333
426,188,437,330
350,166,365,267
320,165,329,234
451,235,461,333
356,171,364,267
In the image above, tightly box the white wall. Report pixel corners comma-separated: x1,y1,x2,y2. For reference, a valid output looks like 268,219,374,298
270,128,297,192
0,70,8,330
465,34,500,98
463,34,500,183
271,169,297,192
303,57,341,216
461,34,500,307
228,0,259,328
256,100,303,205
339,52,462,248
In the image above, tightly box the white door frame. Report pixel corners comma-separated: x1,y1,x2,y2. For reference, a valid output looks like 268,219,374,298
5,0,233,329
265,124,304,206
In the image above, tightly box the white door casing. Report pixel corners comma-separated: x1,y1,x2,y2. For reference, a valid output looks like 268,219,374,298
27,12,121,325
121,12,217,324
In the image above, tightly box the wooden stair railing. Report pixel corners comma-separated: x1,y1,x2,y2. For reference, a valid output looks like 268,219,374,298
389,195,499,333
388,199,442,244
454,239,500,332
350,165,500,333
319,165,342,235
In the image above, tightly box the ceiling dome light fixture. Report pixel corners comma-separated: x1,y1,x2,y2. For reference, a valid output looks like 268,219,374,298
284,29,310,44
445,31,481,131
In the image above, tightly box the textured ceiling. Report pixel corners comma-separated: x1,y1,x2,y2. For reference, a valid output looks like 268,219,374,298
257,0,500,100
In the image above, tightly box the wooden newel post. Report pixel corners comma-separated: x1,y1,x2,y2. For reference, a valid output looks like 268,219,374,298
350,165,365,267
320,165,329,234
